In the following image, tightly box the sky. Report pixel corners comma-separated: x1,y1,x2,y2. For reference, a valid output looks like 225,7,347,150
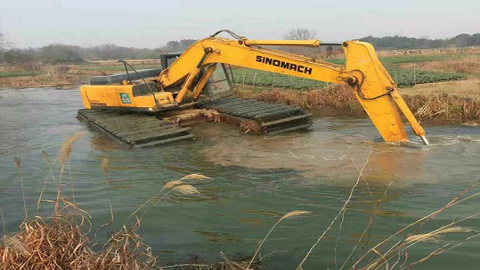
1,0,479,48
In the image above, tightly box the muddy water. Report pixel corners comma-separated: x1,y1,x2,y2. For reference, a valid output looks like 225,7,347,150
1,88,480,269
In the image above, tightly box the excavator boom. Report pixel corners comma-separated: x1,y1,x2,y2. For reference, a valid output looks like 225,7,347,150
157,31,427,144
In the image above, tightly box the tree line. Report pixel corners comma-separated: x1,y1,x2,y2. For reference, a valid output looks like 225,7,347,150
1,29,480,64
0,39,197,64
360,33,480,50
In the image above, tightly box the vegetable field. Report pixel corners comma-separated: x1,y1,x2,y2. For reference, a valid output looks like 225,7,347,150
325,53,478,65
379,54,469,64
387,66,465,86
232,67,466,89
232,69,328,89
0,71,44,78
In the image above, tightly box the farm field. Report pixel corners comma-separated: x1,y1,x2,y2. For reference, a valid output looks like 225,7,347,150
230,50,475,89
232,66,466,89
0,71,44,77
326,53,480,65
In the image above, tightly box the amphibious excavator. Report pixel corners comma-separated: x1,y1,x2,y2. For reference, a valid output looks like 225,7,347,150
77,30,428,147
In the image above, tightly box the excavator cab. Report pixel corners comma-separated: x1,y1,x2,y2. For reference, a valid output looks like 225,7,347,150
161,51,236,101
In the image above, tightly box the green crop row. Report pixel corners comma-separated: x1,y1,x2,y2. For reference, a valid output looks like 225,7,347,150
232,67,466,89
325,53,476,66
0,71,44,78
380,54,474,64
232,69,328,90
387,66,466,86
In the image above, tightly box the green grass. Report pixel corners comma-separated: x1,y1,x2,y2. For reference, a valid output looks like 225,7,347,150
232,67,466,89
0,71,44,78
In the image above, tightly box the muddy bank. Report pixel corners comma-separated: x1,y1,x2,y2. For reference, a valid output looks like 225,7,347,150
236,85,480,125
0,73,84,89
0,65,120,90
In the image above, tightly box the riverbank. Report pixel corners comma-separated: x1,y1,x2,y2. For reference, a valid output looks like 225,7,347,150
2,75,479,126
1,52,479,126
0,73,81,89
0,60,157,90
235,80,480,125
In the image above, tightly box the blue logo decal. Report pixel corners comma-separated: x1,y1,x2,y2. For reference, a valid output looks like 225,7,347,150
120,93,131,104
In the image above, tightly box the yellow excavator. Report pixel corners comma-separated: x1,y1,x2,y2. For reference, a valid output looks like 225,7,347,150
77,30,428,147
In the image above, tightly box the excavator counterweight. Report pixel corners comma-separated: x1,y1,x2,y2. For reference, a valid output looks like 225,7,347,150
78,30,428,147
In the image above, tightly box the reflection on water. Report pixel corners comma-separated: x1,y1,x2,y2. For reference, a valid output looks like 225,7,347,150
194,231,241,243
200,123,433,185
1,88,480,269
89,133,125,152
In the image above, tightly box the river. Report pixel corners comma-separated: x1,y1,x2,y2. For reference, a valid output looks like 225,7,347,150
1,88,479,269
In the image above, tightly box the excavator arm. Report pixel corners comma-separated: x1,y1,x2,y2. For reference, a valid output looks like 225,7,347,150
157,31,428,144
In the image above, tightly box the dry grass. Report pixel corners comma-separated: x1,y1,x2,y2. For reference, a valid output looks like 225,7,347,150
402,79,480,97
0,133,157,270
400,55,480,76
238,84,480,122
0,73,79,89
376,46,480,57
404,93,480,121
238,84,360,114
0,205,157,270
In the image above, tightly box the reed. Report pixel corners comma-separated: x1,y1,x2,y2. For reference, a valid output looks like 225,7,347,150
0,133,218,270
246,210,311,269
238,86,480,122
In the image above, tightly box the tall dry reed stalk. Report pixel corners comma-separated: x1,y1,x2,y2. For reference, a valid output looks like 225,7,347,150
297,150,372,269
0,133,216,270
354,178,480,270
13,157,27,222
125,174,211,225
246,210,311,269
55,132,85,215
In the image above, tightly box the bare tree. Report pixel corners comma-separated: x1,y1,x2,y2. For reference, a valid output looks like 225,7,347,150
0,21,10,51
282,28,319,57
283,28,317,40
0,28,6,50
